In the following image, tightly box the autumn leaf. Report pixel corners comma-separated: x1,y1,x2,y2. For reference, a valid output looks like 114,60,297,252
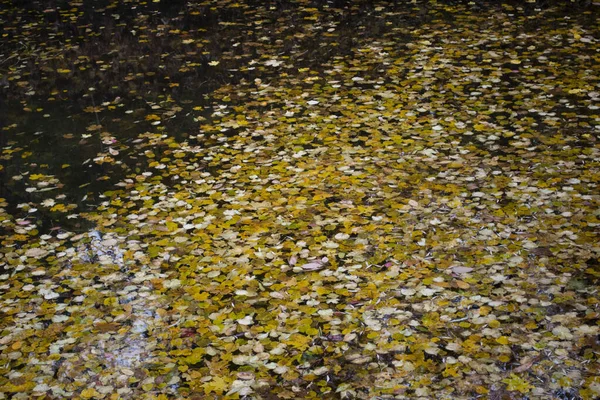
203,376,227,395
502,374,533,394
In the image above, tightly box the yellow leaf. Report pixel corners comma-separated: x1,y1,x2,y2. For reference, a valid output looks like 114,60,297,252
525,321,538,330
285,333,311,349
496,336,509,345
479,306,492,316
50,204,66,212
1,381,35,393
183,347,205,364
80,388,101,399
203,376,227,395
29,174,45,181
316,287,330,295
475,386,488,394
193,292,210,301
502,373,533,393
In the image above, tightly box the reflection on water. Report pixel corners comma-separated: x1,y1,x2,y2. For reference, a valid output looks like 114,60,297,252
80,230,124,267
47,229,181,395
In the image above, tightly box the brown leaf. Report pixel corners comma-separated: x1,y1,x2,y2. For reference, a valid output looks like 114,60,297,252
513,356,541,373
94,322,120,332
455,280,470,289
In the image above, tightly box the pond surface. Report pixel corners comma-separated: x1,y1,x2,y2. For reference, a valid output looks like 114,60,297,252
1,0,599,399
